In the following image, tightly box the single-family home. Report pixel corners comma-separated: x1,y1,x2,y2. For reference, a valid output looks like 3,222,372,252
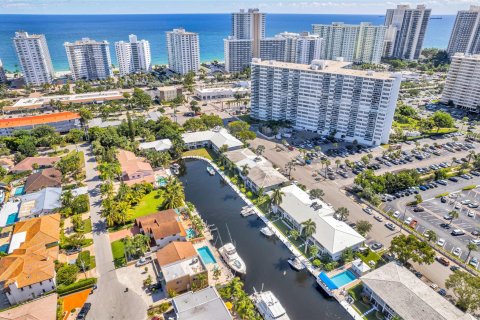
361,262,475,320
134,209,186,248
156,241,208,295
18,187,62,221
272,185,364,261
117,149,154,186
182,127,243,152
0,214,60,305
10,157,60,173
24,168,62,194
0,293,58,319
139,139,173,152
172,286,232,320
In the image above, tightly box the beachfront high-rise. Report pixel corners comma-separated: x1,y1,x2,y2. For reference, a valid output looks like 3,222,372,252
441,53,480,112
447,6,480,56
115,34,152,76
225,8,266,73
311,22,386,64
64,38,113,81
383,5,431,60
250,59,401,146
0,59,6,83
259,32,323,64
12,31,55,86
166,29,200,75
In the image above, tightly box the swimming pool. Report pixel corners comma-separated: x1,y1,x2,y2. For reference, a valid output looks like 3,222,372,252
186,228,196,239
6,212,19,225
197,246,217,264
14,186,25,196
329,270,357,288
157,178,167,187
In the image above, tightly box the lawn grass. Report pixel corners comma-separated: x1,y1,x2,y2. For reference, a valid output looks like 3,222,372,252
111,239,126,268
348,284,378,320
128,190,165,221
182,148,216,161
271,219,307,255
435,192,449,198
82,219,92,233
357,249,384,268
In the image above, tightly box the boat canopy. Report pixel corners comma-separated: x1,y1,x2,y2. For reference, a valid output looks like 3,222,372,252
318,272,338,290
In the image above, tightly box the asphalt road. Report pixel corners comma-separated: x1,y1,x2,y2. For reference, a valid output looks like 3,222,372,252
81,144,147,320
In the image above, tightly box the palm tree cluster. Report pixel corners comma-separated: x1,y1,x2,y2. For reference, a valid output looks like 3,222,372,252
163,176,185,209
123,234,151,260
217,278,262,320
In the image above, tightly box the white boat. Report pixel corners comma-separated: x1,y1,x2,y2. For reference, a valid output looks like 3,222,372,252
251,290,290,320
260,227,274,237
287,256,305,271
207,166,215,176
219,243,246,275
241,209,255,217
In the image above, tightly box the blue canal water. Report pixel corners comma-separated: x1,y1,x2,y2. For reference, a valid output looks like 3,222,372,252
0,14,454,71
179,159,349,319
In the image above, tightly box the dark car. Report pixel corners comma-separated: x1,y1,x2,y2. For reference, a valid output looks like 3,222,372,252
449,177,459,182
77,303,91,320
438,289,447,296
472,230,480,236
370,243,383,251
414,271,422,278
440,223,451,229
450,266,460,272
441,196,447,203
413,207,425,212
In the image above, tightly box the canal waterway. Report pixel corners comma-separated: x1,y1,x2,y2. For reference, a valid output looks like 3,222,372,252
179,159,349,320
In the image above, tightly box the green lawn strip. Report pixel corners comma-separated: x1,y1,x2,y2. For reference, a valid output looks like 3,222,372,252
89,256,96,269
435,192,449,198
111,239,126,268
182,148,216,161
462,185,477,191
357,250,384,267
270,219,308,257
82,219,92,233
128,190,165,221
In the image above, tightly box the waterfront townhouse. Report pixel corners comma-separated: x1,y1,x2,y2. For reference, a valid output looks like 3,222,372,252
271,185,364,261
115,34,151,76
361,262,474,320
134,209,187,249
384,5,431,60
18,187,62,221
117,149,155,185
156,241,208,294
441,53,480,112
64,38,113,81
250,59,401,146
0,112,81,137
182,127,243,152
224,148,288,192
172,286,232,320
311,22,386,64
447,6,480,56
0,214,60,305
12,32,55,86
166,29,200,75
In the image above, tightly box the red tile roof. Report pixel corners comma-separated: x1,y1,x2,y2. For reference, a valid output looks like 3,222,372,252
0,112,80,129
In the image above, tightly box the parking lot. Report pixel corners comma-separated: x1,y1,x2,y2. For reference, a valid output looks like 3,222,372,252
384,181,480,268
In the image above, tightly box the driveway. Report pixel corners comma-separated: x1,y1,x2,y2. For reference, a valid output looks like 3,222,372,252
80,143,147,320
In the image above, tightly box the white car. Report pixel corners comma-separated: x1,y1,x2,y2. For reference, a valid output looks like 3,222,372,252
363,207,373,215
453,248,462,257
374,215,384,222
470,239,480,246
436,238,446,247
392,211,400,218
404,217,413,224
455,203,461,209
468,211,475,218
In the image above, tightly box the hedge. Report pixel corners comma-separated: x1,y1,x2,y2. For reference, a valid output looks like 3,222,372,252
435,192,449,198
462,185,477,191
57,278,97,296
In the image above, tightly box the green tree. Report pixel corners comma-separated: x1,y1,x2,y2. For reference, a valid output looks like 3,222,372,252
445,270,480,312
448,210,459,226
389,234,435,265
56,264,79,286
309,188,324,200
132,88,152,110
356,220,372,236
301,219,317,254
288,229,300,241
431,111,454,132
335,207,349,221
466,242,477,263
270,189,285,209
424,230,437,243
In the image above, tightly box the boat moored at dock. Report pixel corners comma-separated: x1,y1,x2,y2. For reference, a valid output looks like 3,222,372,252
251,289,290,320
219,242,247,275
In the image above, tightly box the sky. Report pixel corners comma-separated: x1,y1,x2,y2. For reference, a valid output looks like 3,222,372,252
0,0,479,15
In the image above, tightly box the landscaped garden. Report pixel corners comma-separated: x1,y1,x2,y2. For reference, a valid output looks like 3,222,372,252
111,239,126,268
348,284,383,320
182,147,216,161
128,189,166,220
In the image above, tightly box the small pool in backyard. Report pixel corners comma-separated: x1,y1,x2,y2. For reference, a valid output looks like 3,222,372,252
186,228,197,239
13,186,25,196
6,212,19,225
197,246,217,265
319,270,357,290
157,177,168,187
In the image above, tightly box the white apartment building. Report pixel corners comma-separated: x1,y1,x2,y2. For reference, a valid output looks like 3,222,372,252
441,53,480,112
64,38,113,81
115,34,151,76
250,59,401,146
12,32,55,86
0,59,6,83
166,29,200,75
312,22,386,64
447,6,480,56
224,37,253,73
384,5,431,60
260,32,323,65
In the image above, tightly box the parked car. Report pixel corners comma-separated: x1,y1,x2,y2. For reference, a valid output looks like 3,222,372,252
374,215,383,222
440,223,451,229
436,238,446,247
404,217,413,225
450,266,460,272
77,303,91,320
385,222,396,231
470,257,478,266
453,248,462,256
448,177,459,182
370,243,383,251
438,289,447,296
451,229,465,236
392,211,400,218
363,207,373,215
437,256,450,266
135,256,152,267
413,207,424,212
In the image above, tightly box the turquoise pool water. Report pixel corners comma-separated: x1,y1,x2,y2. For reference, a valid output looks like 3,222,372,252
14,186,25,196
186,228,196,239
6,212,19,225
330,270,357,288
157,178,167,187
197,246,216,264
0,244,8,253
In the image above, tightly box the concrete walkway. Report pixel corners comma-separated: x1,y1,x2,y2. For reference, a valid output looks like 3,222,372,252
81,143,147,320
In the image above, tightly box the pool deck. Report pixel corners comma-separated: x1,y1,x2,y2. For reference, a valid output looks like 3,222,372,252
193,240,233,286
183,155,364,320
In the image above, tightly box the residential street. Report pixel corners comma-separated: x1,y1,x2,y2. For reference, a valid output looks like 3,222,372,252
80,143,147,320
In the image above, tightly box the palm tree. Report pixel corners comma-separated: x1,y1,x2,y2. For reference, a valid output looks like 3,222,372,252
123,236,136,260
285,161,296,179
270,189,285,211
288,229,300,241
335,159,341,169
467,150,476,163
241,164,249,177
335,207,349,221
425,230,437,243
448,210,459,225
356,220,372,236
133,234,151,254
301,219,317,254
163,180,185,209
466,243,477,263
324,160,331,178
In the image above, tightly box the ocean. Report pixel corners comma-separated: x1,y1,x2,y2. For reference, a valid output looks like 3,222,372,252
0,14,455,72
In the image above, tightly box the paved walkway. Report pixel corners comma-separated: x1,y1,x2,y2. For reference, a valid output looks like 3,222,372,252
80,144,147,320
108,226,139,242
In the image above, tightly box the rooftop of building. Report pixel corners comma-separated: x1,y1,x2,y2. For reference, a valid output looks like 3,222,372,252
11,91,123,108
117,149,153,176
172,286,233,320
11,156,60,172
168,28,198,35
64,38,109,46
156,241,197,266
252,58,398,80
24,168,62,194
361,262,474,320
139,139,173,152
195,87,249,94
0,293,58,320
135,210,186,241
18,187,62,219
0,112,80,129
182,127,243,150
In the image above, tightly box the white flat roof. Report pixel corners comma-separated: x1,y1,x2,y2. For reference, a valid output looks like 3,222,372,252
8,231,26,253
182,128,243,150
13,91,123,108
195,87,249,94
139,139,173,152
162,256,204,283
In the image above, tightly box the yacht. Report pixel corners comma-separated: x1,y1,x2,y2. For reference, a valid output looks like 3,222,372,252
287,256,305,271
219,243,246,274
207,166,215,176
260,226,274,237
251,290,290,320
